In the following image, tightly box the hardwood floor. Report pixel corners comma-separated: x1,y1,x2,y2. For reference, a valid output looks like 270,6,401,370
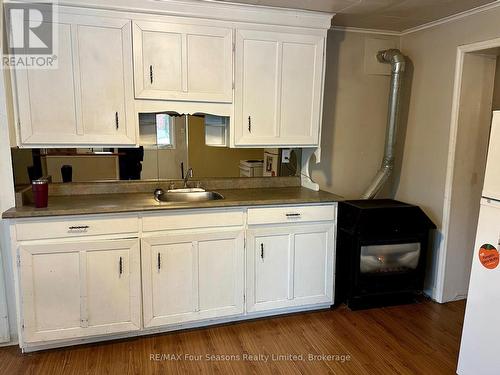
0,299,466,375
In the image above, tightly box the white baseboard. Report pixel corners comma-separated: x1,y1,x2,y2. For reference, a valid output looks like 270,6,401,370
21,303,332,353
423,287,439,302
0,339,17,348
0,316,9,344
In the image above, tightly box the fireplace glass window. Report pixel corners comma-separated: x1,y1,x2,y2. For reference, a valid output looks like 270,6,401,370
360,243,421,274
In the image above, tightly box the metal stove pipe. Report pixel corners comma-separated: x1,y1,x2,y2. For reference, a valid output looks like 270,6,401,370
362,49,406,199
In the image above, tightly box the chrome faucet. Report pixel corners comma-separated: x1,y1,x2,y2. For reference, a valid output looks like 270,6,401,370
183,168,193,188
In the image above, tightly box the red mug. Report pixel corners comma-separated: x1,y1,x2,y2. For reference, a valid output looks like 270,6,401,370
32,179,49,208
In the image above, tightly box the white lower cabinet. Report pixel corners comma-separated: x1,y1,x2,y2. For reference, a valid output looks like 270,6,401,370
141,230,245,327
18,239,141,343
13,205,336,350
246,223,334,312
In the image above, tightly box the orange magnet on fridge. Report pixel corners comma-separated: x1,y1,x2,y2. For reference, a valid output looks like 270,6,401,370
479,244,500,270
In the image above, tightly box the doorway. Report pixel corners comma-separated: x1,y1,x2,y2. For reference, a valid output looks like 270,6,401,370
439,39,500,303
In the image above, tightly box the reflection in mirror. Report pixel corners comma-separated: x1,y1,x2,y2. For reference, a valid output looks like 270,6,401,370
138,113,188,180
10,114,302,189
187,115,265,178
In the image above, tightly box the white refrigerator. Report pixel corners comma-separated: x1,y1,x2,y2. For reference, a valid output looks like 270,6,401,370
458,111,500,374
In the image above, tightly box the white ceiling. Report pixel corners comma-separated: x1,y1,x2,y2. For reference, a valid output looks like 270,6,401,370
211,0,498,31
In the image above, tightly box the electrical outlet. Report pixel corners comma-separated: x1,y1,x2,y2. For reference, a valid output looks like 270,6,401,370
282,149,291,164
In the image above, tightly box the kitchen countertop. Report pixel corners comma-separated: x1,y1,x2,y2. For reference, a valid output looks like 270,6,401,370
2,187,342,219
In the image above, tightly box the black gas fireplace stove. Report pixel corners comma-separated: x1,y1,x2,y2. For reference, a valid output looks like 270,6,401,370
335,199,436,310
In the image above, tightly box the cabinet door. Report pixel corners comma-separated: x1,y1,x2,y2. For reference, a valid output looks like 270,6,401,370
133,21,233,102
247,224,334,312
86,245,141,329
293,225,334,305
19,239,141,344
75,19,136,145
247,229,292,312
236,32,280,141
142,237,197,327
198,231,244,318
280,38,323,142
142,230,244,328
254,233,291,310
235,29,325,146
14,15,136,146
15,21,78,144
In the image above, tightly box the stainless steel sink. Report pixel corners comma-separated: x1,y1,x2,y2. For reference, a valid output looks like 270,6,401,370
166,188,205,193
154,189,224,202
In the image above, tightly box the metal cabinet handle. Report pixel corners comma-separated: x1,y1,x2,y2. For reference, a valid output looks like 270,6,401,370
68,225,89,231
248,116,252,132
119,257,123,276
286,213,301,218
157,252,161,271
150,65,154,84
260,243,264,259
115,112,119,130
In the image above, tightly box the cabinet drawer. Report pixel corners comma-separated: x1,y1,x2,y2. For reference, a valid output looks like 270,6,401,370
247,205,335,225
142,209,245,232
16,216,139,241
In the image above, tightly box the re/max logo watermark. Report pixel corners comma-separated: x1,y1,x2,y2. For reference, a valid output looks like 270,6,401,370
3,1,59,69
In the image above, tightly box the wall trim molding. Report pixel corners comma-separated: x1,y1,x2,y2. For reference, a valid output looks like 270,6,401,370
20,0,334,29
331,26,401,36
332,1,500,37
14,0,500,35
401,1,500,35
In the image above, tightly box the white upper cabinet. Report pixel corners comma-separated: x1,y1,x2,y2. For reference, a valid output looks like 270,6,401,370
234,29,325,147
10,4,330,148
14,14,136,146
133,21,233,102
77,22,134,142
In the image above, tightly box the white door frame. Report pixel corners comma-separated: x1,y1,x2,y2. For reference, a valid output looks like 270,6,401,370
438,37,500,303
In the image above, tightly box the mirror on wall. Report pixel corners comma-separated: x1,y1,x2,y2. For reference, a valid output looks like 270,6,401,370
10,114,302,188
